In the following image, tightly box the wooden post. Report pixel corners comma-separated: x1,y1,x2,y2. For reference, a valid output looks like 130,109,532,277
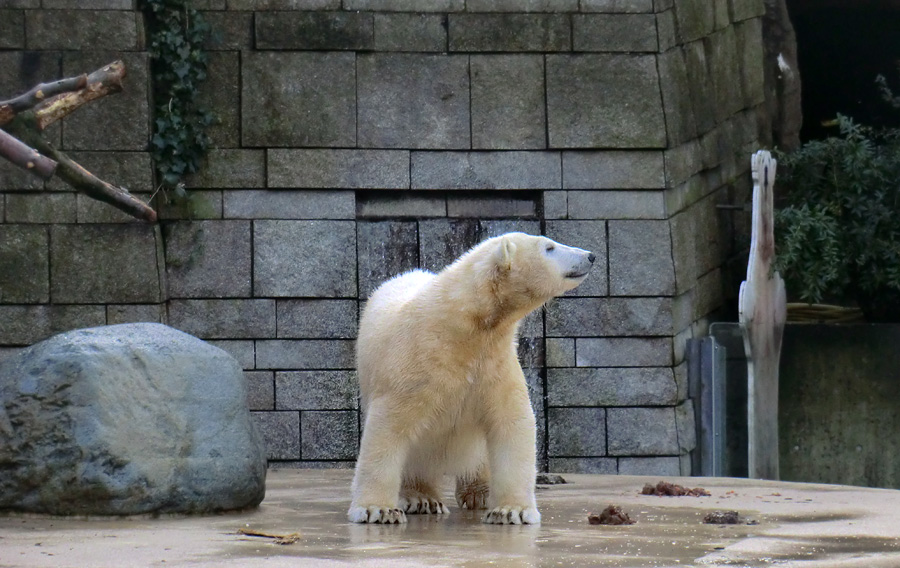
739,150,788,480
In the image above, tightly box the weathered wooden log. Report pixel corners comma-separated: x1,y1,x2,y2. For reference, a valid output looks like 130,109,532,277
0,127,57,180
0,73,88,126
32,61,126,130
739,150,788,480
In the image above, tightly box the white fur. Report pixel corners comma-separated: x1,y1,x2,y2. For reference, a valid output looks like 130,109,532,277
348,233,594,524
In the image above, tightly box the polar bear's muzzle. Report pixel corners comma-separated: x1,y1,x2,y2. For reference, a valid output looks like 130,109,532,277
548,242,595,280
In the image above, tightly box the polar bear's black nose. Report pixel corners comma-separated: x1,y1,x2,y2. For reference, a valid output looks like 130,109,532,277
588,253,596,263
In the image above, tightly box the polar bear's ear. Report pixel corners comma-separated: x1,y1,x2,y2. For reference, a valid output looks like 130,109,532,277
498,237,516,271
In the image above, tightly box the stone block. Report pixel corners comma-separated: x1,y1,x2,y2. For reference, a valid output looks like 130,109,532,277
548,407,606,457
0,305,106,345
665,141,703,191
609,220,675,296
607,407,679,455
547,54,666,148
277,300,357,339
224,190,354,220
227,0,338,8
418,219,540,272
543,191,567,219
343,0,462,10
196,52,240,147
26,10,139,50
656,9,677,51
548,458,617,474
0,162,42,191
50,225,164,303
546,297,673,336
3,193,73,223
164,221,252,298
676,399,696,453
254,221,356,297
572,14,657,52
549,365,677,406
411,152,561,190
47,152,153,193
242,52,355,147
41,0,134,7
245,371,275,411
730,0,764,22
449,14,570,52
167,299,275,339
202,11,253,51
276,371,358,410
255,340,355,370
62,52,150,151
156,191,223,221
713,0,729,29
187,149,264,189
575,337,672,367
545,220,608,297
618,456,680,475
301,411,358,460
694,268,724,320
358,54,469,150
206,340,256,370
546,338,575,367
466,0,578,10
251,411,300,460
0,10,24,48
673,0,714,43
580,0,652,11
357,192,446,219
268,150,409,189
683,40,717,135
374,13,447,52
0,225,48,304
562,151,665,190
106,304,165,325
0,0,39,6
567,190,666,220
471,55,546,149
656,47,697,147
357,221,419,298
255,11,373,50
736,18,765,107
446,194,538,218
77,193,152,224
707,27,743,124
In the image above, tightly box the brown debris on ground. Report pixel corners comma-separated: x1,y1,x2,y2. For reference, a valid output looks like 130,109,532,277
237,528,302,545
703,510,741,524
641,481,711,497
588,505,635,525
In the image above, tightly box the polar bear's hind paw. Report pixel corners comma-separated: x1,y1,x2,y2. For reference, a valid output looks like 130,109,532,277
399,495,450,515
483,506,541,525
348,506,407,524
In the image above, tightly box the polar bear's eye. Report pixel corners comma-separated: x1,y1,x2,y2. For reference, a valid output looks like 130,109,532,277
545,244,555,252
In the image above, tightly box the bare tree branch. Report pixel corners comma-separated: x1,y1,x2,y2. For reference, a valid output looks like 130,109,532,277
31,61,126,131
0,128,57,179
0,74,88,126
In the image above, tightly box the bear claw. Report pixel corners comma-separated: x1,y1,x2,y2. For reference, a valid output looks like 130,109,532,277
348,506,408,524
399,496,450,515
483,506,541,525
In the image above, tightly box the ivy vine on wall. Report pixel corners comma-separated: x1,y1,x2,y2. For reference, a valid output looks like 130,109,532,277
142,0,213,200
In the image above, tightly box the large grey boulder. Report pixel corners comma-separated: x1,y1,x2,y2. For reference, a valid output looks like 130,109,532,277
0,323,266,515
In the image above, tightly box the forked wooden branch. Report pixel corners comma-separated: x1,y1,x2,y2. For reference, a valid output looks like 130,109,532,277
738,150,788,481
32,61,126,131
0,128,57,180
0,73,88,126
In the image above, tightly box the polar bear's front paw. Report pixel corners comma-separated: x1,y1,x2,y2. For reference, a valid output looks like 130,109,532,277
399,495,450,515
482,506,541,525
348,506,408,524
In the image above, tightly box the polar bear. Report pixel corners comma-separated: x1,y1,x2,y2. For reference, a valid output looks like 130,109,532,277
348,232,595,525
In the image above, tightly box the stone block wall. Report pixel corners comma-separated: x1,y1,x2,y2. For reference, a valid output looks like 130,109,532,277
0,0,766,475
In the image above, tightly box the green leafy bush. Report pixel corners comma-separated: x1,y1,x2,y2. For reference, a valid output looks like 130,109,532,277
774,115,900,321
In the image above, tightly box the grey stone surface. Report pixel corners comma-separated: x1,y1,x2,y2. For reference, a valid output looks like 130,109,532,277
0,225,48,304
356,192,446,218
466,0,578,10
675,399,696,453
664,137,703,190
0,163,42,191
562,151,665,190
277,300,357,339
736,18,765,107
157,192,223,221
41,0,134,7
607,407,679,455
357,221,419,298
708,26,743,124
418,219,540,272
546,297,673,337
412,152,560,189
683,40,717,135
0,10,24,48
244,371,274,411
608,220,676,296
255,11,373,50
545,220,608,297
548,407,606,457
0,305,106,345
187,150,265,189
358,54,469,149
206,340,255,370
224,190,354,220
50,225,164,304
580,0,652,11
106,304,165,325
77,193,152,224
543,191,567,219
575,337,672,367
167,299,275,339
548,458,617,474
446,193,538,218
656,8,677,51
572,14,657,52
268,150,409,189
618,456,681,475
275,371,358,410
62,52,150,151
471,55,546,149
449,14,570,52
673,0,715,43
546,337,575,367
25,10,139,50
730,0,764,21
547,54,666,148
374,13,447,52
567,190,667,220
227,0,338,8
253,221,357,297
202,11,253,51
548,367,677,406
242,52,355,147
47,152,152,193
198,51,240,148
164,221,251,298
344,0,462,10
657,47,697,147
301,411,358,460
252,411,300,460
0,323,266,514
255,340,355,370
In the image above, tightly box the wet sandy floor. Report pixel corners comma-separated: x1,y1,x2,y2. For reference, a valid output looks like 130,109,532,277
2,470,900,567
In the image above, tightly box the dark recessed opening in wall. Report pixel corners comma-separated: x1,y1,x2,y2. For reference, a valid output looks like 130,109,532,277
788,0,900,141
